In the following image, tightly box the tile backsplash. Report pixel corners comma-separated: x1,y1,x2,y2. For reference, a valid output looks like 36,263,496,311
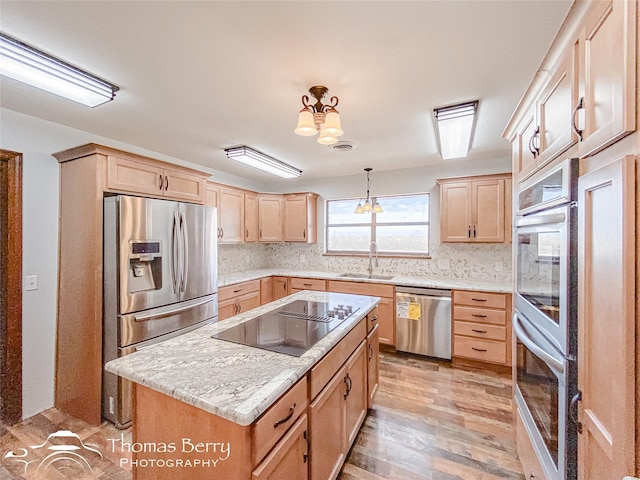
219,242,512,283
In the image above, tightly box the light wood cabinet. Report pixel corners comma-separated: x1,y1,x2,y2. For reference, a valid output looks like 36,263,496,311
252,415,309,480
438,174,509,243
259,195,284,242
219,186,245,243
344,342,367,448
272,276,289,300
505,178,512,243
289,277,326,294
106,155,206,203
366,323,379,409
205,182,219,207
452,290,512,367
260,277,274,305
218,280,261,320
513,108,539,181
326,280,395,346
284,193,318,243
577,156,636,479
576,0,636,158
245,192,259,242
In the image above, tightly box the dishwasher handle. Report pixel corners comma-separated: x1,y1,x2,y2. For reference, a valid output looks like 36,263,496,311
395,286,451,297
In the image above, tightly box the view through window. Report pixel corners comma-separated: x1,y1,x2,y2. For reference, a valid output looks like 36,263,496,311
325,193,430,256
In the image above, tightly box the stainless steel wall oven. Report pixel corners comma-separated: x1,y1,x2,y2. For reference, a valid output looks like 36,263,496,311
514,158,579,480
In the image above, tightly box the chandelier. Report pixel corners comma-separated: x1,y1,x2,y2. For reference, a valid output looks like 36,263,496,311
294,85,344,145
355,168,383,214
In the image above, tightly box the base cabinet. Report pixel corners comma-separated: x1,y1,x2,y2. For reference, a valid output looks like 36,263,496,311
219,280,261,320
273,276,289,300
252,415,309,480
366,321,380,409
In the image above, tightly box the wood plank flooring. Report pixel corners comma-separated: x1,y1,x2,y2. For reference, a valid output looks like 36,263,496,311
0,352,523,479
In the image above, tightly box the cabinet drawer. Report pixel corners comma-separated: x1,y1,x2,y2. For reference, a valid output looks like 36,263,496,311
290,277,326,291
309,318,367,399
219,280,261,302
327,280,394,298
366,306,379,333
454,321,506,341
453,336,506,364
453,290,507,309
453,306,506,325
252,377,308,465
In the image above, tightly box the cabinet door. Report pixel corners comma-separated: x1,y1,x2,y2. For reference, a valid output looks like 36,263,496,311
259,195,284,242
309,365,347,480
238,290,261,315
205,182,219,207
218,297,239,321
260,277,274,305
377,297,395,346
272,276,289,300
284,195,310,242
536,44,579,167
107,156,165,197
514,110,538,181
504,178,512,244
366,325,379,409
577,156,635,479
252,414,308,480
163,168,205,203
344,342,367,449
440,181,472,242
472,179,504,242
245,193,259,242
219,187,245,243
578,0,636,158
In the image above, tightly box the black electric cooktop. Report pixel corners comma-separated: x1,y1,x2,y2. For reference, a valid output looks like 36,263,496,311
211,300,360,357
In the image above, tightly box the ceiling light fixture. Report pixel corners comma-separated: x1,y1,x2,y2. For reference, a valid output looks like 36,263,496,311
224,146,302,179
354,168,383,214
0,32,119,107
294,85,343,145
433,101,479,160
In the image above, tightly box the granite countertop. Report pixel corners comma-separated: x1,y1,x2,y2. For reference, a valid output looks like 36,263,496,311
219,268,513,293
105,291,379,427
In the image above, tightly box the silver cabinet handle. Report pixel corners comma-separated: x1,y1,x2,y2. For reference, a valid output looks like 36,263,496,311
571,96,584,140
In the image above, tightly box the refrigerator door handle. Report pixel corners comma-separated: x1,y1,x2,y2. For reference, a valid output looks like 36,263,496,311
180,211,189,292
171,210,181,293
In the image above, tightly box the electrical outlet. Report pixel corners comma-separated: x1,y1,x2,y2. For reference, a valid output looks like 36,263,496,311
494,261,504,272
25,275,38,291
299,254,306,264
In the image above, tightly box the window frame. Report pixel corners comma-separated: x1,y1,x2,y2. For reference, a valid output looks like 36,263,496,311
324,192,431,257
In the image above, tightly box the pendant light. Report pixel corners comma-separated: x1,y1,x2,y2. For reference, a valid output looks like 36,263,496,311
354,168,383,214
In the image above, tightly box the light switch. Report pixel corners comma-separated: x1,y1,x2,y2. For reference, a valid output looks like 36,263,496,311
494,261,504,272
25,275,38,291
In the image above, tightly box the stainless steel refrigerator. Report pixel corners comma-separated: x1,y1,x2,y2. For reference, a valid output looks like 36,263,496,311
102,195,218,428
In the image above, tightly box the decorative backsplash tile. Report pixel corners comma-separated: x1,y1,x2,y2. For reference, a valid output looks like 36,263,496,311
220,241,513,283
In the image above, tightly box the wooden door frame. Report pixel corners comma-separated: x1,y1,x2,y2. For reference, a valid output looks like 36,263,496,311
0,149,22,424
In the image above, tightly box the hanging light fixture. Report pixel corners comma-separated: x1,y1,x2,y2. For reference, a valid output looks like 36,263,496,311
294,85,344,145
354,168,383,214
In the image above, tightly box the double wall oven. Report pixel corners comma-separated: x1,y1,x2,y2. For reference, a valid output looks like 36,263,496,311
514,158,579,480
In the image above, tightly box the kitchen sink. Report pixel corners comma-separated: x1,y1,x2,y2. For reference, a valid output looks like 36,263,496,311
339,273,395,280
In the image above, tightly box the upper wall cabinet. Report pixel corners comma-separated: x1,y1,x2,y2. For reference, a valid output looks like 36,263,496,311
438,174,509,243
107,155,206,203
575,0,636,158
284,193,318,243
218,186,245,243
244,192,259,242
258,194,284,242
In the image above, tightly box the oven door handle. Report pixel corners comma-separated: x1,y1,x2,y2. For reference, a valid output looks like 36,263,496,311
515,211,566,227
512,313,565,374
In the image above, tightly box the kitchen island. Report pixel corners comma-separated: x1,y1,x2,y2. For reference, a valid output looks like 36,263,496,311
105,290,380,480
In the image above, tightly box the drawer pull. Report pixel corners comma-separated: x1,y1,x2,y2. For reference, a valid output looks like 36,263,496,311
370,315,378,322
471,298,487,302
471,347,488,352
303,283,313,287
471,329,488,334
273,403,296,428
233,289,242,293
471,313,487,318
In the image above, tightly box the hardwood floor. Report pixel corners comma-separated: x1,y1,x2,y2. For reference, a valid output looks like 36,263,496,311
0,352,522,479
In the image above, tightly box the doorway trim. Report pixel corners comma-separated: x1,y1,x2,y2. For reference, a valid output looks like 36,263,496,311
1,149,22,424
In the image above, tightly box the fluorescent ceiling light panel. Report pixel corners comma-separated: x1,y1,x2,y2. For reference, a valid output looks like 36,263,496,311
433,101,478,160
0,32,118,107
225,146,302,178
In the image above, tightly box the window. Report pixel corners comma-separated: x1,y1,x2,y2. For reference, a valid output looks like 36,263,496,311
325,193,430,256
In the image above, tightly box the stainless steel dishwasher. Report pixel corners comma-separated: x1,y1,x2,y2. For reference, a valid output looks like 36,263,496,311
395,286,452,359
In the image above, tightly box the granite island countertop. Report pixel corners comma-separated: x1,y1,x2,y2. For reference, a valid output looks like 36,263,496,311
105,290,379,427
219,268,513,293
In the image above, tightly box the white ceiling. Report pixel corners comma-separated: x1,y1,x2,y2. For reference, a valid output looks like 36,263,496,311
0,1,572,185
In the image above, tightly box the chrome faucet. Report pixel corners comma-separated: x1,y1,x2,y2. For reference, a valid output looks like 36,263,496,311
367,241,378,277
